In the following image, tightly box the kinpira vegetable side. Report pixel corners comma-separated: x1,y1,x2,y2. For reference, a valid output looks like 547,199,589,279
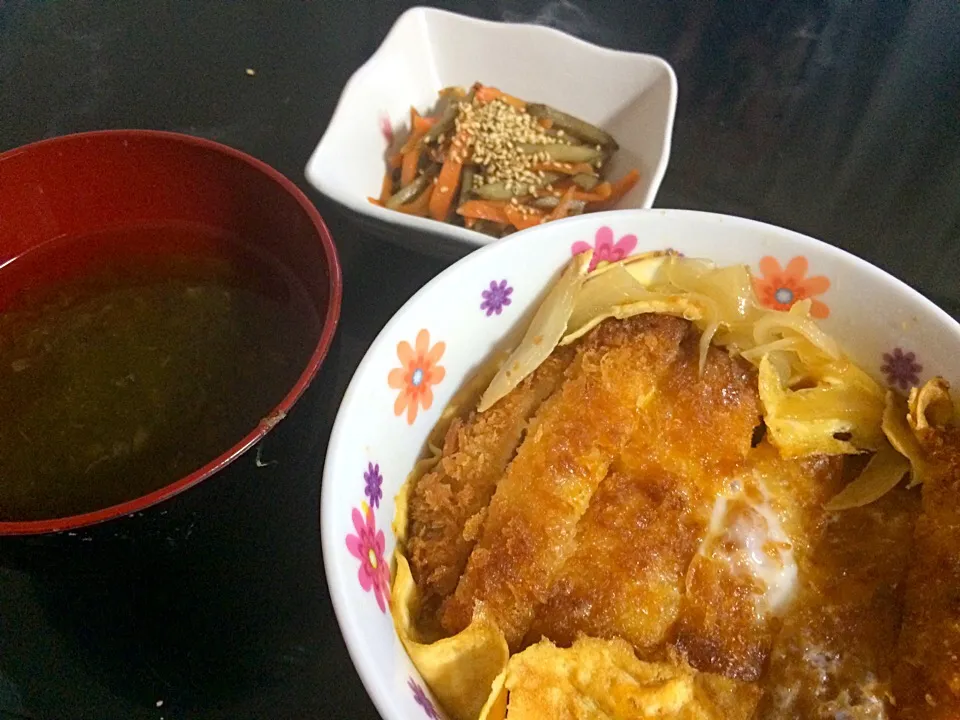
370,83,640,237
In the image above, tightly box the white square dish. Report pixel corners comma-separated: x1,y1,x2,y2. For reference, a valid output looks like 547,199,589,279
305,6,678,258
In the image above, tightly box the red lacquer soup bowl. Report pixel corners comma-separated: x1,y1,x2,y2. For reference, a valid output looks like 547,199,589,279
0,130,341,538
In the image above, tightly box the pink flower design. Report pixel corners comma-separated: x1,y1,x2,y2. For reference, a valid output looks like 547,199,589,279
345,506,390,613
379,115,394,145
571,226,638,272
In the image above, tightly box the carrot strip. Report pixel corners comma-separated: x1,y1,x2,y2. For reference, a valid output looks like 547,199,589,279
572,182,613,203
456,199,510,224
538,117,553,130
378,171,394,204
544,186,578,222
592,170,640,210
464,217,477,229
413,114,435,135
430,130,470,221
401,148,421,186
399,113,436,154
396,187,433,217
388,152,403,170
533,162,596,176
474,85,526,110
503,204,546,230
368,197,384,207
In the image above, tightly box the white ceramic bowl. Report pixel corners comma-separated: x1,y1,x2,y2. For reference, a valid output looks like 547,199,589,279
305,6,677,259
321,209,960,720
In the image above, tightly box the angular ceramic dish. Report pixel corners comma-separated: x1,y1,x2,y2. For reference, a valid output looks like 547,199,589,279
305,6,677,259
320,208,960,720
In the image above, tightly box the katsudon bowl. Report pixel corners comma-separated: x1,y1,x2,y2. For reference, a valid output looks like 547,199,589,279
321,209,960,720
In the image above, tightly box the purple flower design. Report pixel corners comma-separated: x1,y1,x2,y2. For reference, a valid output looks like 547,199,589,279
408,678,440,719
881,348,922,391
480,279,513,316
363,462,383,509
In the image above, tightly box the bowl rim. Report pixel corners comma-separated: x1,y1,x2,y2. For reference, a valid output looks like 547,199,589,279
305,4,679,250
319,206,960,719
0,128,343,536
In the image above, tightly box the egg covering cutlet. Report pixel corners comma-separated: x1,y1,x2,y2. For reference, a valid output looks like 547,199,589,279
673,447,843,682
893,423,960,719
756,485,918,718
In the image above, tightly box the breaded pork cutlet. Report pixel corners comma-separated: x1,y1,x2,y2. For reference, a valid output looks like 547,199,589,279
406,348,573,617
524,332,762,655
756,484,918,719
893,424,960,719
440,315,689,649
674,446,844,682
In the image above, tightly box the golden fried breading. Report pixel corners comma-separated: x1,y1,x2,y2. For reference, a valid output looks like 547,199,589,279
407,348,573,615
756,484,918,718
525,336,761,654
441,315,689,649
619,331,762,478
674,445,843,682
524,468,695,655
893,425,960,719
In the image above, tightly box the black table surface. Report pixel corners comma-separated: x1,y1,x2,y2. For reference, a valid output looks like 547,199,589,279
1,1,958,718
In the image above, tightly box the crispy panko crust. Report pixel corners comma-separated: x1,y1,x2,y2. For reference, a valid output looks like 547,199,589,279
756,485,919,718
892,425,960,719
407,347,574,617
440,315,689,649
525,333,761,654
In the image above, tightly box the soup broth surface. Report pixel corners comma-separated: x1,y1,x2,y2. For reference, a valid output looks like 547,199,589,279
0,224,320,521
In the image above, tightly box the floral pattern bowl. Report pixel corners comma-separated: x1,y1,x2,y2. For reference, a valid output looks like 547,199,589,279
320,208,960,720
304,6,677,259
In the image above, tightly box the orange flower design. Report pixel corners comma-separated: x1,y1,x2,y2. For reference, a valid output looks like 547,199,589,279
388,329,446,425
753,256,831,319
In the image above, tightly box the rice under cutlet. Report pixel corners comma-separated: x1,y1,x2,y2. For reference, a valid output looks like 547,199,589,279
406,347,574,617
673,447,844,683
440,314,689,650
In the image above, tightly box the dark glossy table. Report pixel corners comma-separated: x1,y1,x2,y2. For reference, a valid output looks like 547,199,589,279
0,1,957,718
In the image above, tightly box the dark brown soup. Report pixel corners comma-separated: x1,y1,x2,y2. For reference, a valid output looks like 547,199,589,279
0,224,320,521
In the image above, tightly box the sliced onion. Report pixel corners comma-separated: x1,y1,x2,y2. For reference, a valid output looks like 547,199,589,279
753,302,841,360
478,253,591,412
908,377,954,431
560,296,703,345
824,441,910,511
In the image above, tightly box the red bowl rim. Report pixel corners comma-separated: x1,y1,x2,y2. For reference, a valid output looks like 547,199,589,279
0,129,343,536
